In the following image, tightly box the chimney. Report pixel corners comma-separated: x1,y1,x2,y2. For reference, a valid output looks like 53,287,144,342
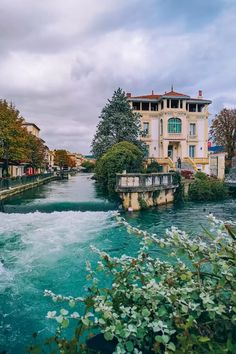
151,90,154,95
198,90,203,98
126,92,131,98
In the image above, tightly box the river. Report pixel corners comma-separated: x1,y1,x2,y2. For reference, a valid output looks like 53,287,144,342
0,174,236,353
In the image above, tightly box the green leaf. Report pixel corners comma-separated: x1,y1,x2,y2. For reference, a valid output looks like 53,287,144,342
158,306,167,317
167,342,176,351
199,336,210,342
162,335,170,344
142,308,150,317
81,318,90,326
126,341,134,352
104,332,114,341
99,318,106,325
61,319,69,328
180,274,187,281
155,335,163,343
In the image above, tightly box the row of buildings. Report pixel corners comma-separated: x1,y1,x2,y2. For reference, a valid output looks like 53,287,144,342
127,88,225,178
0,120,84,178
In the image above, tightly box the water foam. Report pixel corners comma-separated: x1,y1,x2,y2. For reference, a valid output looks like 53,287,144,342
0,210,113,292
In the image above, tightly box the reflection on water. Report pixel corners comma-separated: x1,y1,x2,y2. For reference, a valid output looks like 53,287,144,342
0,174,235,353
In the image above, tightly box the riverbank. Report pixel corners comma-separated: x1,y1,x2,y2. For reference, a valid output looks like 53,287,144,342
0,174,57,202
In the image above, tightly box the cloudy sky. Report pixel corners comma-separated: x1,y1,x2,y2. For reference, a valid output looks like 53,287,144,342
0,0,235,153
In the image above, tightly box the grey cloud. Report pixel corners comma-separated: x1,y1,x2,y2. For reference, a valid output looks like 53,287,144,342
0,0,236,153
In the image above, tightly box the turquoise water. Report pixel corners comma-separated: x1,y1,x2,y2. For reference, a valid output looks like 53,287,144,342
0,174,236,353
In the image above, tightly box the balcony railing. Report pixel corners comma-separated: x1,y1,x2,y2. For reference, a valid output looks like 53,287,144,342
116,172,177,192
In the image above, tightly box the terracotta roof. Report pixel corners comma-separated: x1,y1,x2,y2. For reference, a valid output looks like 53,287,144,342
128,90,211,102
162,90,189,97
131,94,161,99
129,90,190,100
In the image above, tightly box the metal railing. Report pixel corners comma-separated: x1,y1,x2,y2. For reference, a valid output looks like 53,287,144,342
0,173,54,191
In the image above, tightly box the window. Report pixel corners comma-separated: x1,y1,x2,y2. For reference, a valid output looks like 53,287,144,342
144,144,150,157
160,119,163,135
151,102,158,111
143,122,149,136
168,118,182,133
189,145,195,158
171,99,178,108
189,123,196,136
189,104,197,112
142,102,149,111
133,101,140,110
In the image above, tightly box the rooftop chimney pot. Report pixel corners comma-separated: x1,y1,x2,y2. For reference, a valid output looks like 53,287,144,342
126,92,131,98
152,90,154,95
198,90,203,97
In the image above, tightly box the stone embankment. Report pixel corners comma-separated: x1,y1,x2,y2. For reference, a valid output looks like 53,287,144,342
0,174,57,201
116,172,178,211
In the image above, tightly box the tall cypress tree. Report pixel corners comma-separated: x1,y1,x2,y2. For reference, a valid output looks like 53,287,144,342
91,88,143,159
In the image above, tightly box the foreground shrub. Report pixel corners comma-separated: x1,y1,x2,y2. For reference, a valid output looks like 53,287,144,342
189,175,228,201
28,214,236,354
95,141,144,194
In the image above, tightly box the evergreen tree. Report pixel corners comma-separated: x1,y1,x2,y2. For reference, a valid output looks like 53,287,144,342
91,88,143,159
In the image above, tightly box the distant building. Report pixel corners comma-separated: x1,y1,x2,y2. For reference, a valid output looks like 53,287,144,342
45,147,55,171
22,122,40,138
127,89,212,171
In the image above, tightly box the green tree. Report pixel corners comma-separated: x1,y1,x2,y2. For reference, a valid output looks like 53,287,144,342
25,134,46,169
210,108,236,159
81,160,95,172
95,141,143,194
0,100,30,163
54,150,71,170
91,88,143,159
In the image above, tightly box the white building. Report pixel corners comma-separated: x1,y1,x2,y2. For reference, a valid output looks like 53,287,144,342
127,89,212,171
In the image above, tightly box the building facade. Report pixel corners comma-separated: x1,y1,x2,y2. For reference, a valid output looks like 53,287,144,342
22,122,40,138
127,89,211,171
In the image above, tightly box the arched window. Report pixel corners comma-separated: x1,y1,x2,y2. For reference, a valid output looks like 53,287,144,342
160,119,163,135
168,118,182,133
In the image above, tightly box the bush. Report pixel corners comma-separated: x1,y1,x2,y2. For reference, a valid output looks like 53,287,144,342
194,171,208,180
189,176,228,201
172,171,184,203
95,141,144,194
81,160,95,173
145,160,163,173
29,214,236,354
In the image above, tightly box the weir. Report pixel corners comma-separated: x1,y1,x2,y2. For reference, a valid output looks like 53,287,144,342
116,172,178,211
